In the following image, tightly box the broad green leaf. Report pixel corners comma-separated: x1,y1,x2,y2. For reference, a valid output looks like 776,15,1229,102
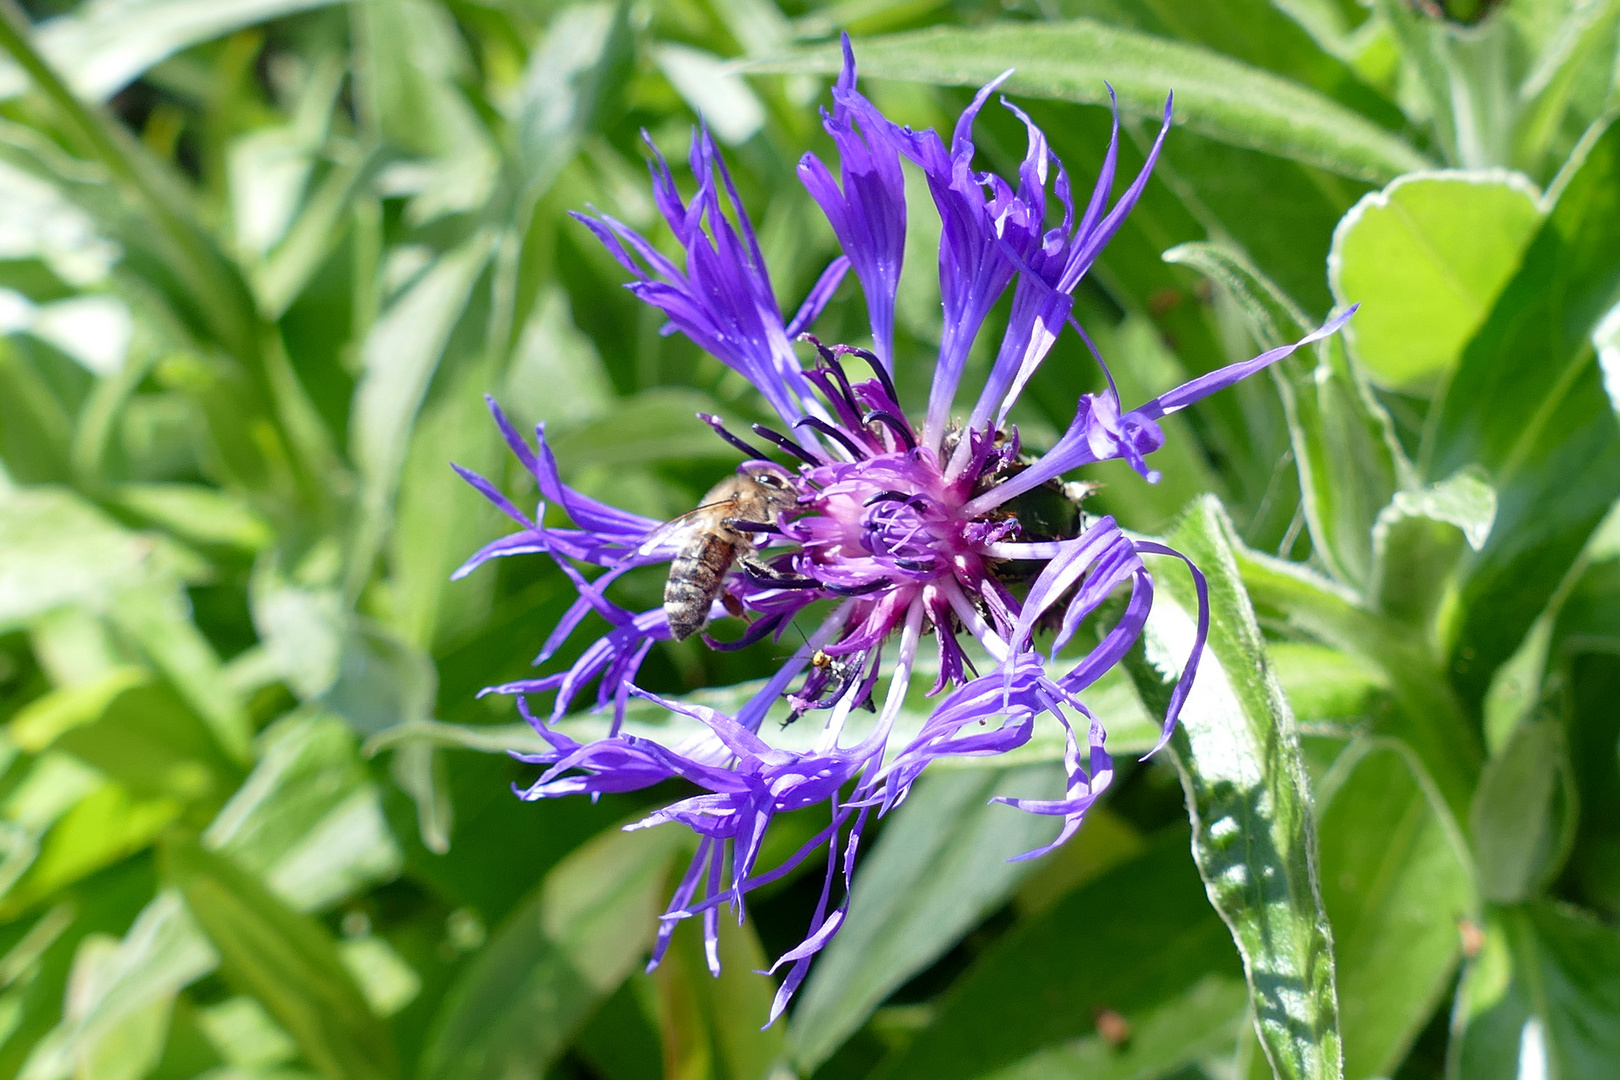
347,231,494,597
112,483,272,552
1231,544,1481,826
0,0,342,103
1316,739,1473,1079
979,974,1247,1080
255,144,380,319
350,0,495,220
0,487,202,632
1367,467,1497,633
227,52,344,261
511,2,635,210
16,890,217,1080
544,388,740,469
105,581,253,764
204,713,401,912
1,784,179,919
790,763,1065,1072
0,753,102,835
19,677,241,806
319,619,436,737
337,936,419,1019
1329,171,1543,394
1428,119,1620,704
8,668,147,752
1470,720,1577,904
881,829,1244,1080
196,996,298,1070
391,361,505,651
163,835,397,1080
1450,903,1620,1080
1550,554,1620,918
654,43,765,146
756,21,1431,182
1512,0,1620,175
652,915,783,1080
418,823,687,1080
1267,643,1390,726
1164,242,1399,589
1125,495,1341,1080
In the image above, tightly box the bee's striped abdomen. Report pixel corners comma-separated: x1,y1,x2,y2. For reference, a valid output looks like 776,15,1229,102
664,535,735,641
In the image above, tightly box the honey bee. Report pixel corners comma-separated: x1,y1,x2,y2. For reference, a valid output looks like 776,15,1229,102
650,464,799,641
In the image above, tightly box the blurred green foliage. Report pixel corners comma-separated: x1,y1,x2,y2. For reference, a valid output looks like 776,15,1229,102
0,1,1616,1078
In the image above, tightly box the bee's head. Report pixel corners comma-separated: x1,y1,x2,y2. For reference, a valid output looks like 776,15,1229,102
739,461,799,511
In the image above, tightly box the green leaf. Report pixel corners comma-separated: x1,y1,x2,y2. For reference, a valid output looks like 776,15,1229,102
1267,642,1390,726
544,388,738,469
1450,902,1620,1080
0,0,343,103
16,890,218,1080
350,0,495,220
0,486,202,633
20,677,242,807
162,835,398,1080
652,914,784,1080
1316,738,1473,1078
1470,719,1578,904
1164,241,1399,589
511,2,635,210
105,580,254,765
1,784,179,919
977,975,1248,1080
789,763,1065,1072
195,995,298,1071
881,829,1244,1080
1428,120,1620,704
755,21,1431,182
203,713,403,913
1367,466,1497,632
347,231,494,598
112,483,273,552
1124,495,1342,1080
1231,544,1482,827
654,43,765,146
418,823,687,1080
1329,171,1543,394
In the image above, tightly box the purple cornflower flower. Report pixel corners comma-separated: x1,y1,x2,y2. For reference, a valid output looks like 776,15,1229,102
454,36,1354,1021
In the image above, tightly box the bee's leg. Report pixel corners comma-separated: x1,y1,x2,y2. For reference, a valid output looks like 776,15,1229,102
736,552,818,588
722,593,750,621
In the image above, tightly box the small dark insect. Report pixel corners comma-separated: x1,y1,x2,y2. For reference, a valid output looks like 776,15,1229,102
647,465,799,641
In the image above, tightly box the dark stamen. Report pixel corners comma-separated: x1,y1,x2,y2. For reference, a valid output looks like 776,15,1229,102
740,565,821,589
832,344,900,406
895,558,936,573
798,332,839,365
726,519,783,534
863,490,931,513
702,613,787,652
794,416,867,460
863,409,917,450
819,356,860,413
804,367,864,431
698,412,772,460
751,424,821,465
827,580,889,596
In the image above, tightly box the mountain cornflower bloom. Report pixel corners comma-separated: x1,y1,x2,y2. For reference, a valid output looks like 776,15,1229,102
455,37,1355,1021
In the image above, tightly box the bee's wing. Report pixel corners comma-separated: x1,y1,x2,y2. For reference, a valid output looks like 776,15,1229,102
633,498,737,557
